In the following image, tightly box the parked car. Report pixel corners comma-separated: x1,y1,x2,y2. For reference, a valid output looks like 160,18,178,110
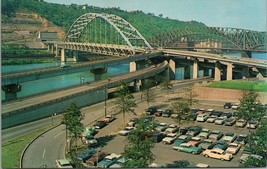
77,149,97,163
210,111,223,117
165,124,179,133
198,139,214,150
210,140,229,150
81,127,97,137
224,118,236,126
94,120,106,129
207,115,217,123
222,133,237,143
155,122,168,132
173,135,192,147
86,151,109,166
240,154,263,164
83,135,98,147
103,115,115,123
187,136,203,146
109,157,127,168
152,132,167,143
145,106,158,115
98,153,121,168
196,113,209,122
231,103,240,110
247,120,259,129
162,109,173,117
235,119,247,128
127,118,139,127
224,102,233,109
55,159,73,168
162,133,177,144
221,112,232,118
235,134,248,145
214,117,226,125
203,148,233,161
118,126,135,136
178,127,188,135
197,128,211,139
186,126,202,136
170,113,178,118
155,109,163,116
174,143,202,154
226,143,241,154
209,130,223,140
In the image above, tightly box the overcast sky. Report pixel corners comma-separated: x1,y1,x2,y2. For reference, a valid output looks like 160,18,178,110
44,0,267,31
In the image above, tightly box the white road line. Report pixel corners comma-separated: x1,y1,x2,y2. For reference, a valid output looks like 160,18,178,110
42,149,46,159
53,131,64,139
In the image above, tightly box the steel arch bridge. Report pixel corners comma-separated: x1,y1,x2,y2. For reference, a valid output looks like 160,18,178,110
149,27,267,51
64,13,153,56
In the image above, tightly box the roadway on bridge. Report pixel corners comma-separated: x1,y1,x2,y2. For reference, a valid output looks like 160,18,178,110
2,61,166,115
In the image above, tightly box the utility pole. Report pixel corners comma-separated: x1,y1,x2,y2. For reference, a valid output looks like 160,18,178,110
104,79,111,117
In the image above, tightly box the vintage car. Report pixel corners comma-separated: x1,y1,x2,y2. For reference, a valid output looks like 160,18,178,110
98,153,121,168
165,124,179,133
186,126,202,136
203,148,233,161
214,117,226,125
206,115,217,123
235,134,248,145
235,119,247,128
221,133,237,143
226,143,241,154
210,140,229,150
103,115,115,123
208,130,223,140
55,159,73,168
198,139,214,150
118,126,135,136
174,143,202,154
94,120,107,129
173,135,192,148
187,137,203,146
224,118,236,126
83,135,98,147
197,128,211,139
155,122,168,132
86,151,108,166
76,149,97,163
247,121,259,129
162,133,177,144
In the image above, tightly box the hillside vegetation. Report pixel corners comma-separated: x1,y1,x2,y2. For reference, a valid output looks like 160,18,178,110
2,0,206,39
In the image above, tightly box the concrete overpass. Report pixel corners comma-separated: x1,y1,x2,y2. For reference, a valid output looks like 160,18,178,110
2,61,168,129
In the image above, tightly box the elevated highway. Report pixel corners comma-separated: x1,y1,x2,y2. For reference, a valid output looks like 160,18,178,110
2,61,168,128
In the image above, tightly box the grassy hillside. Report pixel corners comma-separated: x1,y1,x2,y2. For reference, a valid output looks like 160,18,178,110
2,0,207,39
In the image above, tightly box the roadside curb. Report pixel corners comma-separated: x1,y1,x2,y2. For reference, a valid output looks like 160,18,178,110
20,124,62,168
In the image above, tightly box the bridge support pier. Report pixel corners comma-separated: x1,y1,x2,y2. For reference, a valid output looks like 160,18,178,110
214,61,222,81
61,48,66,62
133,79,141,92
193,59,199,79
242,66,250,79
130,60,149,72
2,84,22,101
90,68,107,81
227,63,233,80
169,59,176,80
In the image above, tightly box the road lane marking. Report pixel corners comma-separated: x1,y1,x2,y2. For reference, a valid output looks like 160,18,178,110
53,131,64,139
42,149,46,159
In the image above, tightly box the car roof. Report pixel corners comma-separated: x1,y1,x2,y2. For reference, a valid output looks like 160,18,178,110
211,148,224,153
57,159,71,165
105,153,121,160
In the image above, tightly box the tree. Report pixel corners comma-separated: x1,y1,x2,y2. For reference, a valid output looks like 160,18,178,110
113,82,137,125
122,118,156,168
63,103,84,161
160,76,173,95
237,89,265,132
141,79,155,108
170,99,193,130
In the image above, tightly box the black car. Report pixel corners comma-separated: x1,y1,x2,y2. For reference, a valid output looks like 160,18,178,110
152,132,167,142
94,120,106,129
210,111,223,117
224,102,233,109
145,106,158,115
162,109,173,117
221,112,232,118
178,127,188,135
186,126,202,136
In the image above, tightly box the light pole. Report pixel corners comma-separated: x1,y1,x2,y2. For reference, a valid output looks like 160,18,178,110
104,78,111,117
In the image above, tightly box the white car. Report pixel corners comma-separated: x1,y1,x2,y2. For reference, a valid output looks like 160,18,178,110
215,117,226,125
236,119,247,128
231,103,240,110
197,128,210,139
55,159,73,168
162,133,177,144
118,127,135,136
155,122,168,132
222,133,237,143
247,121,259,129
165,124,179,133
207,115,217,123
226,143,241,154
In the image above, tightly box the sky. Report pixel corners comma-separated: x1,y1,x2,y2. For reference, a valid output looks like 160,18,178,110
44,0,267,31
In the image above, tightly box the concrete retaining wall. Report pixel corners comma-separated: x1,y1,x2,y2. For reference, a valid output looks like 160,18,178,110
2,88,106,129
193,86,267,103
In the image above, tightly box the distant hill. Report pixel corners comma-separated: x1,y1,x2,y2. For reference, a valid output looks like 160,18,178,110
2,0,207,43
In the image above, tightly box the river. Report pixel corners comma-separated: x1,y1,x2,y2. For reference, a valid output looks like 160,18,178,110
1,52,266,101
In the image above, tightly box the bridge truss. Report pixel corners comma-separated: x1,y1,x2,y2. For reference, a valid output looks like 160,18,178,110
64,13,153,56
149,27,267,51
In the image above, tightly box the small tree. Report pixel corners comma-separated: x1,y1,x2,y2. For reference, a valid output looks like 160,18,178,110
122,118,156,168
113,82,137,125
170,99,193,130
141,79,155,108
63,103,84,162
237,89,265,132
